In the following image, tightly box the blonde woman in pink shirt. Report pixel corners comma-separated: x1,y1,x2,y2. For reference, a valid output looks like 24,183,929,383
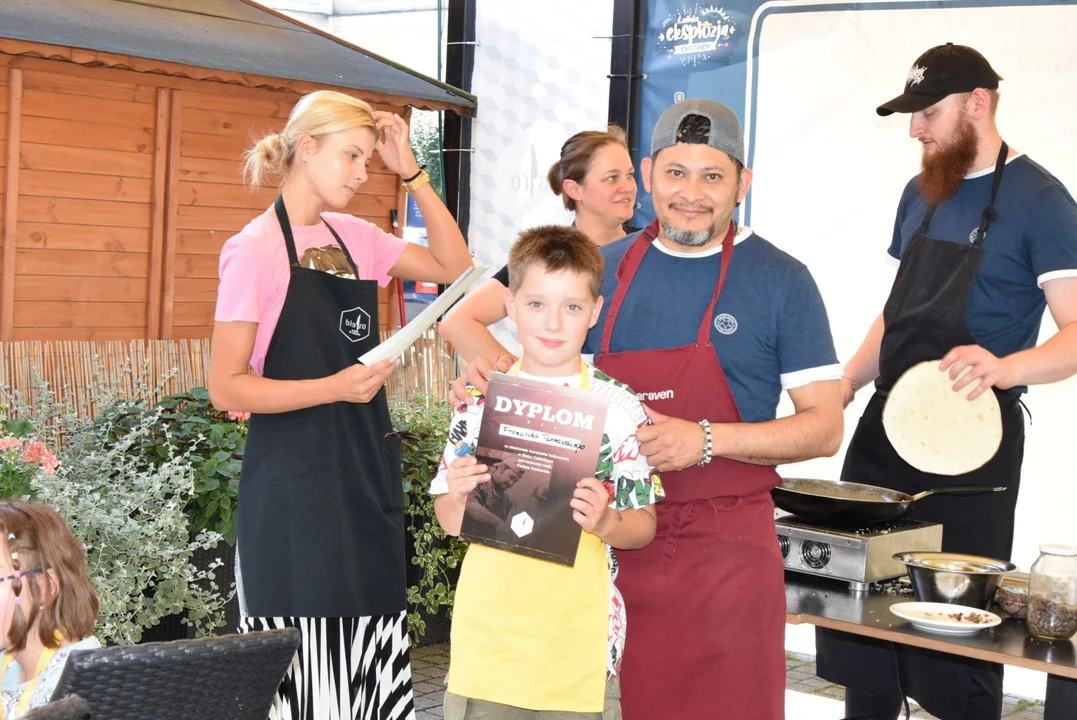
208,90,471,720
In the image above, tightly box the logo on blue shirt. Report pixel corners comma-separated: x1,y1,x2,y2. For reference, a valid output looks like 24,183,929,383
714,313,738,335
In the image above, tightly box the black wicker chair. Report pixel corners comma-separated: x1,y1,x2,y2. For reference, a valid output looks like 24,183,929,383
48,628,300,720
21,695,91,720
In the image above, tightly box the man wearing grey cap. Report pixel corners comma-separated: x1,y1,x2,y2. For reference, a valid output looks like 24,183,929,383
817,43,1077,720
449,98,842,717
579,98,843,718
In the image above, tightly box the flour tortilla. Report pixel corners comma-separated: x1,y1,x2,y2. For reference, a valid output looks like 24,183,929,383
883,360,1003,476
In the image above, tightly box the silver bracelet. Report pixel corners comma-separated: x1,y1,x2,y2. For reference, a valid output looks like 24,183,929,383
842,374,858,393
698,419,713,468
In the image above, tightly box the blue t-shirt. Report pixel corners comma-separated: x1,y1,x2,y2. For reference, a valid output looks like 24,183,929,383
583,228,840,423
890,155,1077,360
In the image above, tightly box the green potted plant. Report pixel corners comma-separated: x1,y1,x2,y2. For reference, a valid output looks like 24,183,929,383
8,373,468,645
1,389,229,645
107,387,246,639
390,394,468,645
137,387,246,544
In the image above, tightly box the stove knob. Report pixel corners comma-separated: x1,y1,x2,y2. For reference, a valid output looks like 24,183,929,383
778,535,790,560
801,540,831,570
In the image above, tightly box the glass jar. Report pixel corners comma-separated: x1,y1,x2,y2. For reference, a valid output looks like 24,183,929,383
1027,544,1077,641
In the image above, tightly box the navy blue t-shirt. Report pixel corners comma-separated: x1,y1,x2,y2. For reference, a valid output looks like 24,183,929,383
583,228,840,423
890,155,1077,360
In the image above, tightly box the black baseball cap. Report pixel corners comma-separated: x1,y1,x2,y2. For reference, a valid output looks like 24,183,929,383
877,43,1002,116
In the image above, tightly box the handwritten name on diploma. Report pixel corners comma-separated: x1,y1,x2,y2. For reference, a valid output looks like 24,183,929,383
492,396,596,430
498,424,584,452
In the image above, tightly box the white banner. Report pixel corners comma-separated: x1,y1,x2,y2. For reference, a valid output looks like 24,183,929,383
467,0,616,355
749,3,1077,578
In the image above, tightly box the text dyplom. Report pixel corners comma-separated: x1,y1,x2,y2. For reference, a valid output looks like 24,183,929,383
492,396,596,430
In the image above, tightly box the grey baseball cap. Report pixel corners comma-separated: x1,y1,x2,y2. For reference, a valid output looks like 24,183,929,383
650,98,745,166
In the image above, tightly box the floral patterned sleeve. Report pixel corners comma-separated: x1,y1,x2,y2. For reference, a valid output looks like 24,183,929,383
596,400,664,512
430,388,484,496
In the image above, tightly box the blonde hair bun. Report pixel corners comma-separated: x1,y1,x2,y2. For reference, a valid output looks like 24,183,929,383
243,90,377,189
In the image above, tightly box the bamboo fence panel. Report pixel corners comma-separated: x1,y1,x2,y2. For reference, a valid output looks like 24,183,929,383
0,339,211,420
381,328,460,408
1,330,458,424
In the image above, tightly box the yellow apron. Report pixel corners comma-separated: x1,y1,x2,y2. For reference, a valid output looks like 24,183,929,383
448,360,610,712
0,644,59,717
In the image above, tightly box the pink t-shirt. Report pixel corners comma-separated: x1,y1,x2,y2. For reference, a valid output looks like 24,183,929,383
214,210,408,375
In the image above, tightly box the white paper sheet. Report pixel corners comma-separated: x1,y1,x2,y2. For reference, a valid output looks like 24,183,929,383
358,265,489,365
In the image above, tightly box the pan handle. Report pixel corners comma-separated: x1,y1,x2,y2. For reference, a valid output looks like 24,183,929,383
910,486,1008,502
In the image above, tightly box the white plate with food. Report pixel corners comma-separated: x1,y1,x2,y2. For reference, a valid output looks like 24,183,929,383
890,602,1002,635
883,360,1002,476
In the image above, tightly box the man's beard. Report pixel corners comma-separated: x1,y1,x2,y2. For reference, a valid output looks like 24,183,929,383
661,219,716,248
918,114,978,206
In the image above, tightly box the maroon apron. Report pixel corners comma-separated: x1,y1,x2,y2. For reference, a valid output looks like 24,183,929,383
594,220,786,719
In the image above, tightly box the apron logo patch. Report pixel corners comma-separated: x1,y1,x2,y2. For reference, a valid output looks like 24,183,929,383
968,227,981,243
339,306,371,343
714,313,738,335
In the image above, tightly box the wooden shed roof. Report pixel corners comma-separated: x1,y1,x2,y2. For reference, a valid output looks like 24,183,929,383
0,0,476,114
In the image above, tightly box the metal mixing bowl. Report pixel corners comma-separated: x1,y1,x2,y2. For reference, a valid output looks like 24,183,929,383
894,552,1018,610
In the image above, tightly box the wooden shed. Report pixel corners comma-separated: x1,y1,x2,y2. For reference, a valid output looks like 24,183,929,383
0,0,475,342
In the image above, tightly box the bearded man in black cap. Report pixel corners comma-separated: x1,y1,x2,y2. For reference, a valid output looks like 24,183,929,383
816,43,1077,720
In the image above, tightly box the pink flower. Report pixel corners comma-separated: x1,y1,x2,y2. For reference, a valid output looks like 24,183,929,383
227,411,251,422
0,436,22,452
21,440,47,464
12,440,58,474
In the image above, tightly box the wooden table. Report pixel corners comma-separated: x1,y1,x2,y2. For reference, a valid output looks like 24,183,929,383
784,572,1077,718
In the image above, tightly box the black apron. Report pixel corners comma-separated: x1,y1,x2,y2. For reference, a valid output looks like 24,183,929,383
237,196,405,618
817,144,1027,719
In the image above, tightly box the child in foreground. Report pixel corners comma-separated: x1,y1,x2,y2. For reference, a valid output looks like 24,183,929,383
0,502,101,718
432,226,664,720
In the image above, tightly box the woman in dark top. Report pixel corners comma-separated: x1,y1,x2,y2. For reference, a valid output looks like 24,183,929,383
439,126,638,361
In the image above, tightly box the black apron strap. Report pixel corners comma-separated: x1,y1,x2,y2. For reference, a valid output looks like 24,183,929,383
321,220,360,277
1018,397,1032,425
973,142,1008,247
274,195,360,277
917,204,938,236
274,195,301,266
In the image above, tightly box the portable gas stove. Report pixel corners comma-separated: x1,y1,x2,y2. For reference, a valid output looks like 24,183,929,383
776,514,943,592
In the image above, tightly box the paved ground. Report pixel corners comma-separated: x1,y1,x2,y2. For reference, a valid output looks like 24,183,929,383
410,644,1045,719
783,651,1044,719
